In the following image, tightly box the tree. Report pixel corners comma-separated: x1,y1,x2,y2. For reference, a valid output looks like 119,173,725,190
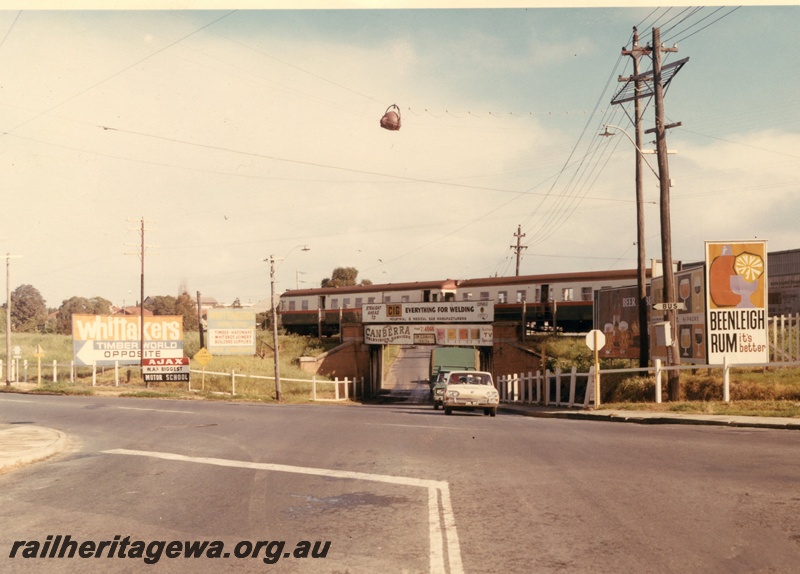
8,284,47,332
320,267,371,288
55,296,113,335
145,292,199,331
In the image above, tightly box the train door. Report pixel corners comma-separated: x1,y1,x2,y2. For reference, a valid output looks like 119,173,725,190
540,284,550,303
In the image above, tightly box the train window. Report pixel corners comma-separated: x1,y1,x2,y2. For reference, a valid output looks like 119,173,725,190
355,297,363,308
516,290,526,303
463,292,472,301
562,288,573,301
302,300,309,310
480,291,490,300
581,287,593,301
401,295,410,302
498,291,507,303
288,301,296,311
343,298,351,308
384,296,391,303
331,298,339,309
368,297,376,304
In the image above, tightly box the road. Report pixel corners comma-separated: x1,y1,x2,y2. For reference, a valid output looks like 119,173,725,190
1,392,799,573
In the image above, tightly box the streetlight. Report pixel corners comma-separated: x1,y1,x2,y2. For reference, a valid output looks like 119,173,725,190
600,123,657,369
266,245,310,401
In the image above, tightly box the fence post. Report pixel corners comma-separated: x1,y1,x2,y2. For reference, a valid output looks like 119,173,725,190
568,366,577,407
231,369,236,396
584,366,594,407
545,369,551,405
312,376,317,401
654,358,662,403
52,360,57,383
345,377,350,400
334,377,340,400
92,363,97,387
555,367,562,406
723,356,730,403
536,370,542,404
71,361,75,384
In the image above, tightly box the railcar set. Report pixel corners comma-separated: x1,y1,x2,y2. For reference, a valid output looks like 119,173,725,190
278,268,648,336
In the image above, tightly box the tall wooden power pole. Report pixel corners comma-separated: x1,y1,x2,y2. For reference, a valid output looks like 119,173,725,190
651,27,682,401
510,225,527,276
620,27,650,369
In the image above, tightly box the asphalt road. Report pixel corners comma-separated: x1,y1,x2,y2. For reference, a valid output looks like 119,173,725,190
1,393,799,573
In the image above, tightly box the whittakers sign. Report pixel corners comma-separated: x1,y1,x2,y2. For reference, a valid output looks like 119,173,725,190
362,302,494,323
207,308,256,356
72,315,184,366
705,241,768,364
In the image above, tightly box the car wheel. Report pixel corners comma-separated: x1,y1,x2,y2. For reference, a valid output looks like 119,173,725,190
490,407,497,417
483,409,490,416
434,403,440,410
444,407,452,415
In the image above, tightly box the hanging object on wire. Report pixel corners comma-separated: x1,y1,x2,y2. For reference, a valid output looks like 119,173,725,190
380,104,401,131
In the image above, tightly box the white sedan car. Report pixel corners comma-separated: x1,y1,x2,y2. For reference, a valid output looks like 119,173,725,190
442,371,499,417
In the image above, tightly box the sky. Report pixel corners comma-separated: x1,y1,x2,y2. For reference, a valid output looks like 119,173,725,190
0,2,798,309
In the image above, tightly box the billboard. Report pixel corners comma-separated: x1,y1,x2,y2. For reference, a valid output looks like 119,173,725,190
594,285,643,359
650,266,707,364
362,302,493,323
364,324,493,346
207,308,257,356
705,241,768,364
72,315,183,366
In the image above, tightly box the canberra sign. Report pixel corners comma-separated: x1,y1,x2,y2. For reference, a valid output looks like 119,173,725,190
72,315,183,366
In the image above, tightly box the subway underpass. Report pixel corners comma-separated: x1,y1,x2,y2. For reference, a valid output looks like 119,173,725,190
379,345,432,404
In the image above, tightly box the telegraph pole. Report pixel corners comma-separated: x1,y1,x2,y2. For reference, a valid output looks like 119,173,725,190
268,255,282,401
651,27,682,400
620,27,650,369
3,253,21,385
510,225,527,276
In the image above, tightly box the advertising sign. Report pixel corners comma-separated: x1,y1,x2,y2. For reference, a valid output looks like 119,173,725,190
142,357,190,383
207,308,256,355
594,285,642,359
705,241,768,364
650,266,707,364
72,315,183,366
362,302,493,323
364,324,493,346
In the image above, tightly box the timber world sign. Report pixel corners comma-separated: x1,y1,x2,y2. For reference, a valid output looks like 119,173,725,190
362,302,494,346
72,314,184,366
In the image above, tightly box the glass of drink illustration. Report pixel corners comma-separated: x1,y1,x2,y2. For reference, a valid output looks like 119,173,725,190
603,323,615,354
730,275,757,308
679,278,690,307
694,327,703,357
680,326,691,358
693,276,702,312
618,321,629,354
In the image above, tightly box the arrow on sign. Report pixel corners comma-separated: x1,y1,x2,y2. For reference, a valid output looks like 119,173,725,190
653,302,686,311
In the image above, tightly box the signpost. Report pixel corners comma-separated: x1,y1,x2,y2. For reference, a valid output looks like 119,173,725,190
585,329,606,408
33,344,45,387
142,357,190,384
193,347,213,390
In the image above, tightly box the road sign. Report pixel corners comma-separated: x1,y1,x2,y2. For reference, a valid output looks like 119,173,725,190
585,329,606,351
194,347,213,366
33,345,45,358
652,302,686,311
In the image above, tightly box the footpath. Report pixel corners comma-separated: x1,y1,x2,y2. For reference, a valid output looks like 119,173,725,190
2,391,799,475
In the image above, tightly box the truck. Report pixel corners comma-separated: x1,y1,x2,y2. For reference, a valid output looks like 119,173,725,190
429,347,480,409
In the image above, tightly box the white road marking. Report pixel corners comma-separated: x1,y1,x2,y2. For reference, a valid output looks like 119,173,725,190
104,448,463,574
116,407,195,414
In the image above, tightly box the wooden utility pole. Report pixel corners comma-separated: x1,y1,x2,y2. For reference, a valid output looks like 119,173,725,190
510,225,527,276
196,290,205,349
651,27,682,400
620,27,651,369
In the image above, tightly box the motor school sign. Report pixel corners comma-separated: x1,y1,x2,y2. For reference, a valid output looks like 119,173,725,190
207,308,256,356
705,241,768,364
72,315,184,366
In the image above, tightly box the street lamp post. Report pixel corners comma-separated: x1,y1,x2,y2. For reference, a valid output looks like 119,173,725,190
266,245,309,401
600,124,659,368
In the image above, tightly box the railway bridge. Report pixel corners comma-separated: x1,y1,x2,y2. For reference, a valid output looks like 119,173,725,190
297,321,543,399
